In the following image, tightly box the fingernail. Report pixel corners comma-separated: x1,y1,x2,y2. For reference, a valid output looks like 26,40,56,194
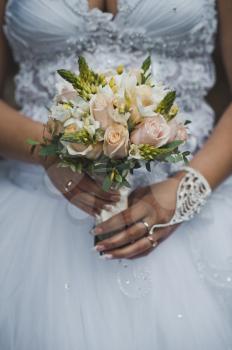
90,227,103,235
91,246,98,252
95,245,105,252
99,254,113,260
103,204,113,211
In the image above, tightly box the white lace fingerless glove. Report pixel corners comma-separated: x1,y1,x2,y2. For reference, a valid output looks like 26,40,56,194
149,166,212,234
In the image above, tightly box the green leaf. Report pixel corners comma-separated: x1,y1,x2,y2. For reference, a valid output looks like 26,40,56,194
39,144,58,157
165,153,184,163
156,91,176,117
161,140,183,150
57,69,79,89
122,169,129,177
78,56,90,80
61,130,92,144
141,56,152,84
138,142,184,161
115,174,123,183
26,138,40,146
182,151,191,156
102,175,112,192
121,179,131,188
141,56,151,75
184,120,192,125
182,151,191,165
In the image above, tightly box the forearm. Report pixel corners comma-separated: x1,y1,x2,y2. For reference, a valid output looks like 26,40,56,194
0,100,45,165
179,103,232,189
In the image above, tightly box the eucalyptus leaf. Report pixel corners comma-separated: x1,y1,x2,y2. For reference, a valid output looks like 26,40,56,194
161,140,183,150
102,176,112,192
165,153,184,163
39,144,58,157
121,179,131,188
115,174,123,183
27,139,40,146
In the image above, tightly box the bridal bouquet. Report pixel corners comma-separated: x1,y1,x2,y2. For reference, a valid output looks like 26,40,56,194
28,56,189,239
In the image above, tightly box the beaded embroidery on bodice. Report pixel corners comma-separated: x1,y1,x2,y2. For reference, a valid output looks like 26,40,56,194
4,0,217,153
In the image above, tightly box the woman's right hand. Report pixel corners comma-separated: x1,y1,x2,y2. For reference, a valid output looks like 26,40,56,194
45,159,120,216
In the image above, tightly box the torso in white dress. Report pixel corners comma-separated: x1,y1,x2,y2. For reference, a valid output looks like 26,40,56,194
0,1,232,349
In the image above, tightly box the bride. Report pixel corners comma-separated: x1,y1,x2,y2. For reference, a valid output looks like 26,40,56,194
0,0,232,349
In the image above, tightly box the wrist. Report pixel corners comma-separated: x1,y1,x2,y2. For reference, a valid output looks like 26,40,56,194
31,122,57,169
153,166,212,229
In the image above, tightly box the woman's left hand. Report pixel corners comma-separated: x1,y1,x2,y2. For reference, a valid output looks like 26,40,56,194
92,176,182,259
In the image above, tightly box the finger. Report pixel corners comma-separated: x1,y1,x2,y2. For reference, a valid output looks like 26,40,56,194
47,165,85,197
95,216,153,252
129,246,154,260
49,165,120,203
64,181,119,205
95,222,147,252
71,192,107,212
93,203,147,236
130,224,180,259
73,194,102,215
78,175,120,202
74,201,97,217
102,237,152,260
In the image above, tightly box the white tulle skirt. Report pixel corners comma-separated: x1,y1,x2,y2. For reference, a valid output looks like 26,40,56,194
0,160,232,350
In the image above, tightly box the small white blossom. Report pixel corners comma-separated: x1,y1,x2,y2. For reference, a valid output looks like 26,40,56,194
50,104,72,121
129,144,143,160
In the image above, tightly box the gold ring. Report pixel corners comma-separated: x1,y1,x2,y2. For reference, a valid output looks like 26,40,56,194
147,235,158,248
64,180,74,193
141,219,150,234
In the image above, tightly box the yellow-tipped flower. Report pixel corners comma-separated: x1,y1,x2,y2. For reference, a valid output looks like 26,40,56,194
63,103,72,110
116,65,124,75
109,77,116,88
168,104,179,120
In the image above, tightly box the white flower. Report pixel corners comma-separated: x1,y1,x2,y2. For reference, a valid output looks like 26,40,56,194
133,83,170,118
64,118,84,130
66,144,93,156
50,104,72,121
83,116,101,136
129,144,143,160
151,83,169,109
111,110,130,126
65,143,103,160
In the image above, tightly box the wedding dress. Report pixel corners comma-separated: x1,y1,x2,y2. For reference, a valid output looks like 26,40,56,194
1,0,232,349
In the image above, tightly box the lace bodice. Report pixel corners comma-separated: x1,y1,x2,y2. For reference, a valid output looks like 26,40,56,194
4,0,217,156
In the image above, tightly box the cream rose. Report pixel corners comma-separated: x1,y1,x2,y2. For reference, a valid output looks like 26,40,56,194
130,115,171,148
103,124,129,159
90,93,114,130
66,143,103,160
